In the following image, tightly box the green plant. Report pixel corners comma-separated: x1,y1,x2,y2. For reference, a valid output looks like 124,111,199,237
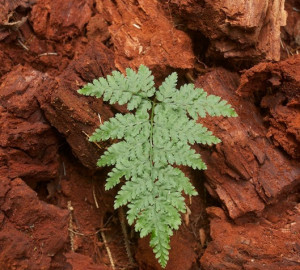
78,65,237,268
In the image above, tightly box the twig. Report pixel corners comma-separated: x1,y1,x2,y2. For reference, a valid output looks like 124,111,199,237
92,181,99,209
68,227,110,236
184,205,191,226
98,113,103,125
67,201,75,252
280,38,292,56
118,207,135,264
38,52,58,57
68,228,85,236
132,23,141,29
199,228,206,247
100,231,116,270
17,39,29,51
3,15,27,29
82,130,102,149
280,38,285,49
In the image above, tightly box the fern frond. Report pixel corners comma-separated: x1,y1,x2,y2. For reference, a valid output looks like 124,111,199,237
153,138,207,170
126,178,188,268
115,175,151,208
97,137,150,167
154,106,221,145
156,72,178,102
78,65,238,268
90,111,150,141
78,65,155,111
156,166,198,196
105,167,126,190
156,81,237,119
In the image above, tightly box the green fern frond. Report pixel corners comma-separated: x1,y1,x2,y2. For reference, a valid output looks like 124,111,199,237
156,72,178,102
78,65,155,111
154,106,221,145
89,111,150,141
153,140,207,170
78,65,238,268
156,166,198,196
156,82,237,119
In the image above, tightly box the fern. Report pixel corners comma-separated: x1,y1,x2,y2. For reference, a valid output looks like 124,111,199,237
78,65,237,268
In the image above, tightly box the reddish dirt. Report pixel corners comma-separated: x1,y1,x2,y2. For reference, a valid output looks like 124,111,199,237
0,0,299,269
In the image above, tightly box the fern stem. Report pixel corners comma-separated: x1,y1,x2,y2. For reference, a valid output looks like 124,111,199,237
150,100,156,179
118,207,134,264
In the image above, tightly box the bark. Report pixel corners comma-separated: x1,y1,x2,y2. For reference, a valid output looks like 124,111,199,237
37,41,116,169
237,55,300,159
196,66,300,219
0,0,299,269
95,0,195,74
0,177,68,270
165,0,287,63
0,65,59,185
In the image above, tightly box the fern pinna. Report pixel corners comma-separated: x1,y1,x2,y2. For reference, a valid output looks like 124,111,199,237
78,65,237,268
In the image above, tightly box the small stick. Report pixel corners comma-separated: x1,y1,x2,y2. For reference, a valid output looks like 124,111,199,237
132,23,141,29
68,228,85,236
38,52,58,57
92,182,99,209
82,130,102,149
118,207,135,264
280,38,285,49
100,231,116,270
67,201,75,252
98,113,103,125
17,39,29,51
199,228,206,247
3,16,27,28
68,228,110,236
184,205,191,226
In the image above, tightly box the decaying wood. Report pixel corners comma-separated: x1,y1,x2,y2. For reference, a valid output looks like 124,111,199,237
0,0,299,269
196,66,300,219
166,0,287,63
37,41,116,169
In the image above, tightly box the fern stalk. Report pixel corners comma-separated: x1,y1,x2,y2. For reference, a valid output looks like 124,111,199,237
78,65,237,268
150,100,155,169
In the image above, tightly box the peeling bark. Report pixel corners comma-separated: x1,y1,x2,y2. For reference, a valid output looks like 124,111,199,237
196,67,300,218
165,0,287,63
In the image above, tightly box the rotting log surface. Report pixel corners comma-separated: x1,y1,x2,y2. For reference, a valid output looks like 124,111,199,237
0,0,299,269
196,65,300,219
164,0,287,63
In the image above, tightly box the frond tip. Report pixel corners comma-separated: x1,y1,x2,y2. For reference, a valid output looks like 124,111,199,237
78,65,238,268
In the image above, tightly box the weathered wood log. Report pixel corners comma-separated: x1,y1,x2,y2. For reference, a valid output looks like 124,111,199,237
0,177,69,269
281,0,300,56
37,41,116,169
95,0,195,73
0,65,59,185
30,0,93,41
165,0,287,63
237,55,300,159
201,201,300,269
195,67,300,219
